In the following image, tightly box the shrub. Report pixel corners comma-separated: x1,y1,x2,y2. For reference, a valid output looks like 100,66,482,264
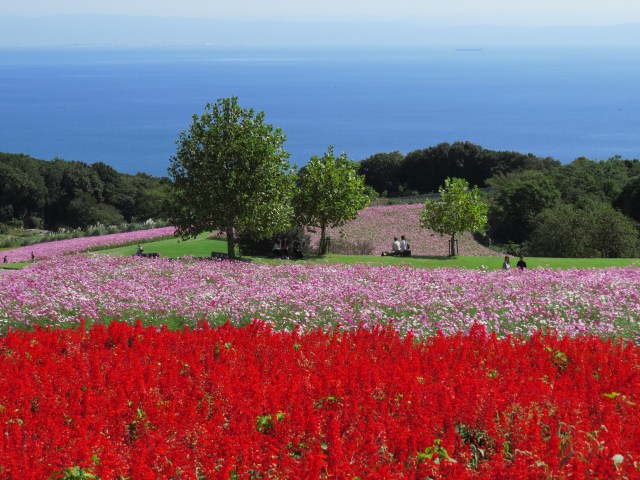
328,237,375,255
238,225,311,257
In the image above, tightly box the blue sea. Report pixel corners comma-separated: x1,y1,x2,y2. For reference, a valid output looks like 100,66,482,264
0,46,639,176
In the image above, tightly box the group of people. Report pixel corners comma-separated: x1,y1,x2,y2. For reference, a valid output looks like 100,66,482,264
502,255,527,270
382,235,412,257
272,238,303,259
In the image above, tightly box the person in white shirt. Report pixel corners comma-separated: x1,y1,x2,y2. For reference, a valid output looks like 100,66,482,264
400,235,411,256
382,237,402,256
392,237,401,255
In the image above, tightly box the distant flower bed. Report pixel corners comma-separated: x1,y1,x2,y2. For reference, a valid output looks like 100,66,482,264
0,227,175,263
1,321,638,478
2,255,638,340
307,204,496,257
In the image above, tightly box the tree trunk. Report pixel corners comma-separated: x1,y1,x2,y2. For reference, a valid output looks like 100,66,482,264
319,224,328,255
449,232,456,257
226,227,236,258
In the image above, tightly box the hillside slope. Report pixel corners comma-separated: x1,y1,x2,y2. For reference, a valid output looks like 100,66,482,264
309,204,498,257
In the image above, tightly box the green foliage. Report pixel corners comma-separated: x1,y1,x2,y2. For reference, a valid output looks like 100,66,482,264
420,178,489,256
237,224,310,256
293,146,369,254
256,412,284,434
0,152,168,230
49,465,97,479
527,202,639,258
553,157,633,206
587,202,640,258
357,151,405,196
357,142,560,198
398,142,559,195
0,153,47,223
488,170,561,244
616,175,640,222
455,424,495,470
415,439,453,466
168,97,295,257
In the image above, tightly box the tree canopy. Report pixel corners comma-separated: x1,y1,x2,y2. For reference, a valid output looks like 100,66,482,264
0,153,168,230
293,146,369,254
487,170,561,244
357,151,405,196
168,97,295,257
420,177,488,256
526,202,639,258
357,142,560,197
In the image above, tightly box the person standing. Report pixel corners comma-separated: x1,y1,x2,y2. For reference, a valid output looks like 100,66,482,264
502,255,511,270
517,256,527,270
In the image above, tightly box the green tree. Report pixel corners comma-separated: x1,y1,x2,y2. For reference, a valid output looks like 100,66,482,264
616,175,640,223
357,151,405,196
293,146,369,254
420,177,488,256
0,153,47,225
588,202,639,258
487,170,561,244
168,97,294,257
527,202,639,258
553,157,630,207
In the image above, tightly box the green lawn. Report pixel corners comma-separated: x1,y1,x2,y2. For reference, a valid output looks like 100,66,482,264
1,233,638,271
306,253,639,270
94,233,229,259
93,234,639,270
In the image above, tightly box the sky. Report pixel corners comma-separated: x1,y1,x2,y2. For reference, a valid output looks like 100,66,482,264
2,0,640,26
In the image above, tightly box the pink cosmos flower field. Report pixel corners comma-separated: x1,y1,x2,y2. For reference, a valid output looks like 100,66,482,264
2,254,638,339
1,227,176,263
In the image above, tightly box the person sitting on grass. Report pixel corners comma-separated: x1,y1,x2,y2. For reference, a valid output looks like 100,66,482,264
272,238,282,258
400,235,412,257
292,240,304,259
382,237,402,256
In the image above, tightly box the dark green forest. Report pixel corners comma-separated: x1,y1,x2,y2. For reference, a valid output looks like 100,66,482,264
2,142,639,257
0,153,170,230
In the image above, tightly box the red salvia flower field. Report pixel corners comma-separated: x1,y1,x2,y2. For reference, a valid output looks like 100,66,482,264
1,321,639,479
